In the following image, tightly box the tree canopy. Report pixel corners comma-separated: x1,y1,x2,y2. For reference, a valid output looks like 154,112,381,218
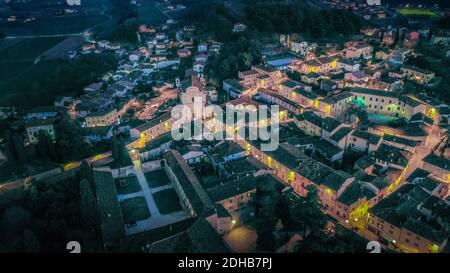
244,1,364,38
0,174,101,252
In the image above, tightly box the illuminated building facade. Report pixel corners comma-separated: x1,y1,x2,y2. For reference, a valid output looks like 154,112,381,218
129,111,175,149
344,44,372,60
26,119,56,144
401,66,436,85
85,108,119,128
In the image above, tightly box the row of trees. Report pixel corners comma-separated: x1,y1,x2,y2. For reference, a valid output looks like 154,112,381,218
252,178,327,252
180,1,364,89
182,3,238,42
180,3,261,88
252,176,284,251
109,0,139,25
406,44,450,104
111,135,133,168
4,129,27,165
0,162,101,252
102,19,139,44
53,115,91,162
251,178,367,253
205,37,259,87
3,113,102,167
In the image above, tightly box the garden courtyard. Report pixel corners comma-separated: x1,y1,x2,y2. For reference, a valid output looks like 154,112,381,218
116,167,189,236
367,112,400,125
145,169,171,188
153,188,183,214
115,176,141,195
120,197,151,225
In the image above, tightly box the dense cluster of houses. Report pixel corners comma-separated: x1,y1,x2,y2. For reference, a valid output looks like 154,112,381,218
3,1,450,254
17,21,226,146
106,20,450,253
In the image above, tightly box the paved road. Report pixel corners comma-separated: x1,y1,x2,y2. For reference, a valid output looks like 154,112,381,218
63,151,112,171
133,164,161,218
124,161,188,235
0,150,112,192
348,124,445,252
136,89,177,120
4,33,84,39
400,124,443,184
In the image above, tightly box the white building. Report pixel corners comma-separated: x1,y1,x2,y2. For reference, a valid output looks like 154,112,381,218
180,86,207,119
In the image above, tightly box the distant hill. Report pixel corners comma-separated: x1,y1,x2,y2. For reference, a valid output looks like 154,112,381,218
241,0,365,37
179,0,322,11
180,0,364,38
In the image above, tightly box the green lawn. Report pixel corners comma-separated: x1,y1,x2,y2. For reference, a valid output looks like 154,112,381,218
399,9,440,18
120,197,151,224
367,112,399,125
115,176,141,195
0,59,67,106
136,0,167,26
0,37,65,84
0,37,69,106
152,189,182,214
0,37,65,62
0,60,33,82
144,169,170,188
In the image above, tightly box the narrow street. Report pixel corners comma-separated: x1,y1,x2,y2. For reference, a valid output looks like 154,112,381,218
344,124,445,251
400,124,444,184
136,88,177,120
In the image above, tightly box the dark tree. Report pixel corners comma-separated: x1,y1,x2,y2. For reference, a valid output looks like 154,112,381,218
276,194,291,230
294,229,329,253
243,1,364,38
104,20,139,44
22,229,41,253
393,29,400,47
252,176,280,251
55,115,87,161
80,161,95,190
79,179,101,232
111,135,120,162
117,137,133,167
37,130,56,161
4,129,17,161
12,133,26,164
295,228,367,253
290,185,327,239
255,195,277,252
379,30,385,43
0,206,31,242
